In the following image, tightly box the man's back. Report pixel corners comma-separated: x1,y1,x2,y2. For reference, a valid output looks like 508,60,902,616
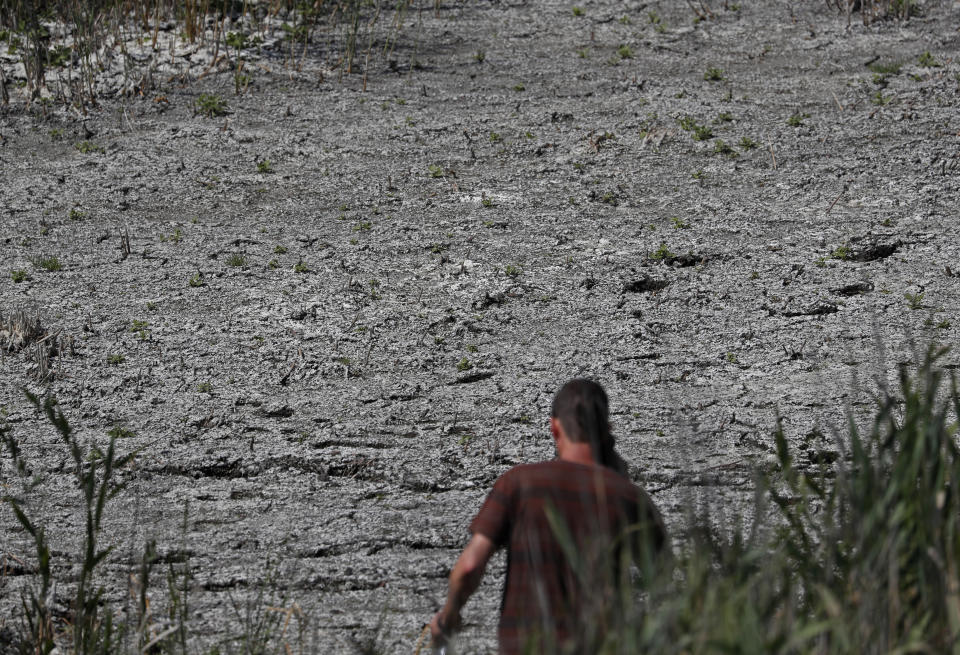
470,460,666,654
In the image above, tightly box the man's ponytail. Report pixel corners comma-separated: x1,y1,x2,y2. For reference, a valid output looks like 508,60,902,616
552,379,628,476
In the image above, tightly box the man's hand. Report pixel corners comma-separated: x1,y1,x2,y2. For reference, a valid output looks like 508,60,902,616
429,609,462,646
430,534,496,648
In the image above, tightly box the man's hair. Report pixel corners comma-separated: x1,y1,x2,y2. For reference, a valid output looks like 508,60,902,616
551,379,628,475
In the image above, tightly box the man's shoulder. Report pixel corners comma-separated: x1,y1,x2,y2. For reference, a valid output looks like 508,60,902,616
499,460,643,494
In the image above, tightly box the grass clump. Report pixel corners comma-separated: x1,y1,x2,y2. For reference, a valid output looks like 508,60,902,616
567,345,960,655
225,253,247,267
831,245,851,260
739,136,759,150
74,141,103,155
713,139,738,158
787,112,810,127
35,256,62,271
196,93,228,117
868,60,902,75
703,66,724,81
917,51,940,68
11,269,29,282
677,116,713,141
650,243,675,261
616,44,633,59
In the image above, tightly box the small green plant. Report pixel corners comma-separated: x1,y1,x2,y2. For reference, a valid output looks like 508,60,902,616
37,256,62,271
739,136,759,150
196,381,213,393
935,319,951,329
489,131,502,142
671,216,690,230
481,196,494,208
69,207,87,220
917,51,939,68
75,140,104,154
196,93,228,117
572,6,584,16
274,245,288,254
107,354,125,365
831,245,851,260
428,164,444,178
787,112,810,127
226,254,247,267
713,139,738,157
188,272,204,287
474,50,485,62
714,112,734,123
294,260,309,274
725,351,738,363
650,243,675,261
513,83,525,92
904,292,924,310
353,222,372,232
678,116,713,140
576,47,589,58
106,425,135,439
225,31,247,49
257,160,272,173
704,67,724,81
11,269,29,282
749,270,760,280
466,344,478,353
267,259,279,269
457,357,472,372
616,44,633,59
505,264,522,277
868,60,902,75
691,169,705,180
871,91,892,106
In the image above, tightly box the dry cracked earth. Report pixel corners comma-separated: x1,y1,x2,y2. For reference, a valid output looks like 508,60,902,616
1,0,960,652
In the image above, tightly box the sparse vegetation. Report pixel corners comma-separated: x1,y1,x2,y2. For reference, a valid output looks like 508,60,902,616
196,93,228,117
787,112,810,127
35,256,62,271
74,140,104,154
831,245,851,260
703,66,724,81
917,51,940,68
226,254,247,267
11,269,29,282
650,243,676,260
713,139,737,157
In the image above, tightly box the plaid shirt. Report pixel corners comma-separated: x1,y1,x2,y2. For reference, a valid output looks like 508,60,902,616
470,460,666,654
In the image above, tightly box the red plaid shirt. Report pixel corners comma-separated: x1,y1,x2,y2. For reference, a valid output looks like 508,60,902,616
470,460,666,654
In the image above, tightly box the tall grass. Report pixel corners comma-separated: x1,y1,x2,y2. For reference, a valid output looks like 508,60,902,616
2,345,958,653
0,0,415,108
588,343,960,654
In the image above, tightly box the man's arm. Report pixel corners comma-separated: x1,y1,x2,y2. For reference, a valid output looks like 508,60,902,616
430,533,497,644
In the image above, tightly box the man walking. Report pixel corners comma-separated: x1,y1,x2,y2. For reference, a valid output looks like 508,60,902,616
430,379,668,653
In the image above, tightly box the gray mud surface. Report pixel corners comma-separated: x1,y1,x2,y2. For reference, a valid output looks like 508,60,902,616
2,1,960,651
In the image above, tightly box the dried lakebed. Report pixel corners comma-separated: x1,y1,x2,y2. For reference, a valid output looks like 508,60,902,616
1,1,960,652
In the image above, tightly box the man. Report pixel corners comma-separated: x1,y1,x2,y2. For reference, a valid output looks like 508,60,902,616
430,379,668,654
